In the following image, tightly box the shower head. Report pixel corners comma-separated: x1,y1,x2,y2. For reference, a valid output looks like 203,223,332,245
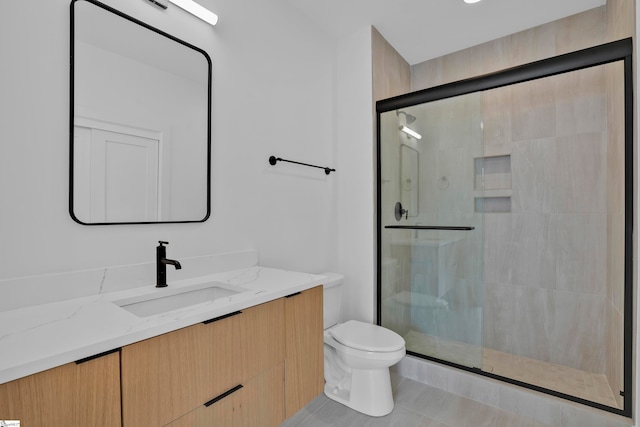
397,110,416,124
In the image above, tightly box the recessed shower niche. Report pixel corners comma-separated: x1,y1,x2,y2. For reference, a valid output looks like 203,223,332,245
474,154,511,213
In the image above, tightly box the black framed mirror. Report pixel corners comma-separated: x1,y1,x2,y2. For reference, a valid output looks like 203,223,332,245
70,0,211,225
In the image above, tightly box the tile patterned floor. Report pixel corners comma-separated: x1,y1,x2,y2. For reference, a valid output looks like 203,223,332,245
404,330,620,409
280,375,551,427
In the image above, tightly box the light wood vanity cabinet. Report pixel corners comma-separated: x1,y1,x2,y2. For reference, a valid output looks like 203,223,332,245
0,350,121,426
166,363,285,427
284,285,324,418
121,299,285,427
0,285,323,427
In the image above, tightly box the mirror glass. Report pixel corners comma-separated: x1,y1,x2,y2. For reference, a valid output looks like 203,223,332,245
400,144,418,218
71,0,211,224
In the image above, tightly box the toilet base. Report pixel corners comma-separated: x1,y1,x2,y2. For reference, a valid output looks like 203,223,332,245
324,367,394,417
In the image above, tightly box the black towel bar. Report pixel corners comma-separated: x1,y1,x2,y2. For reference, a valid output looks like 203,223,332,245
385,225,475,231
269,155,335,175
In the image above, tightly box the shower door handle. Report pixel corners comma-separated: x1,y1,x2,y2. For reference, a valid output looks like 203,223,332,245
385,225,475,231
394,201,408,221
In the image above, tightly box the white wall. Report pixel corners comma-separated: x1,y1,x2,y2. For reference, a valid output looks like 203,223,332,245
0,0,338,280
334,27,376,323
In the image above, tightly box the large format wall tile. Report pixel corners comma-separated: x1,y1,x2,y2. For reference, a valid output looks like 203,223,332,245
552,213,606,295
510,138,557,214
484,283,606,373
555,67,606,137
511,78,557,142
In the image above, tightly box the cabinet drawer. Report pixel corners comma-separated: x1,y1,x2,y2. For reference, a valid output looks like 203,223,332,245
0,351,121,426
121,299,284,427
165,362,285,427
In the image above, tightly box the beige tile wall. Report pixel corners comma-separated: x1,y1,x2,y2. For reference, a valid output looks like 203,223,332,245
406,0,634,404
372,27,412,334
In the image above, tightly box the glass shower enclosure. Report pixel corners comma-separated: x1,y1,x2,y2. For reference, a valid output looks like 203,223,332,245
379,92,485,371
376,39,633,417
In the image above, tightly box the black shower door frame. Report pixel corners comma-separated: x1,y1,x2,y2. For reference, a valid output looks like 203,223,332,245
375,38,633,417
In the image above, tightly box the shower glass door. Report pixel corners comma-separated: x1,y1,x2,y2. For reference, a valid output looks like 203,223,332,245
376,40,632,416
378,93,485,370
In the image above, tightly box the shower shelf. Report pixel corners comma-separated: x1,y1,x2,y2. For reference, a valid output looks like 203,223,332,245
474,154,512,213
473,189,512,198
384,225,475,231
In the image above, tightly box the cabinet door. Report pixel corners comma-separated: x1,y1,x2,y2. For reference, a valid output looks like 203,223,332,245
121,299,284,427
0,351,121,426
166,362,285,427
284,285,324,417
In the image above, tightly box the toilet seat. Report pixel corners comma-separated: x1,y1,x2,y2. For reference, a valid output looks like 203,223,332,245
329,320,405,352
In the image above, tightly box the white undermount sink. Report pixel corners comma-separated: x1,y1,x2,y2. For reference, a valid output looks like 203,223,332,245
115,282,244,317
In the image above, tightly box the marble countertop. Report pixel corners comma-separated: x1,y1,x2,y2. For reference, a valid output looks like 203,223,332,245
0,266,325,385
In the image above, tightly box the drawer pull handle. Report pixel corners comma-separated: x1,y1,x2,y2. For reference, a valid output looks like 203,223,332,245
203,310,242,325
75,348,120,364
204,384,244,407
285,292,302,298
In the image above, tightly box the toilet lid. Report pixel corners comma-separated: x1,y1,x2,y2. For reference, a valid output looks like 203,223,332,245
329,320,405,352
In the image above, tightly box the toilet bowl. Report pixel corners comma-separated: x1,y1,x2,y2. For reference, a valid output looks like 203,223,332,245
321,273,406,417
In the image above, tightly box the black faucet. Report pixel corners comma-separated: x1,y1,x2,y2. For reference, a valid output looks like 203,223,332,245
156,241,182,288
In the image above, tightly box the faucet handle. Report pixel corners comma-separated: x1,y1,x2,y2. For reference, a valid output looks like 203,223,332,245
158,241,169,246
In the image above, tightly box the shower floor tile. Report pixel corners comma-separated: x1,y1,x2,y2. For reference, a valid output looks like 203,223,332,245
404,330,619,409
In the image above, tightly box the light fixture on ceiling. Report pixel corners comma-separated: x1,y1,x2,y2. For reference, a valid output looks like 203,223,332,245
170,0,218,26
147,0,219,26
399,125,422,140
464,0,482,3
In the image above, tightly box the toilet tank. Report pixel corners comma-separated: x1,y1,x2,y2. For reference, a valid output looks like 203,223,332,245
320,272,343,330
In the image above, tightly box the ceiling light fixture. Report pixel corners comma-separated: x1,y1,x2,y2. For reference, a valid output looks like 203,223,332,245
169,0,218,26
400,125,422,140
464,0,482,3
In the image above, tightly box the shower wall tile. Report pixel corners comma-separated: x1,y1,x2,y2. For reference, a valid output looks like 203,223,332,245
606,62,626,218
553,133,606,214
605,60,626,401
469,36,512,76
607,213,625,311
548,289,605,373
552,213,606,295
493,213,556,290
441,47,481,85
606,301,625,408
482,87,512,147
410,57,443,92
510,138,557,214
410,7,613,91
555,6,605,55
483,282,516,354
511,78,557,142
371,26,410,102
507,21,557,69
482,213,511,284
437,147,476,215
555,67,606,137
484,283,605,373
605,0,635,42
486,283,557,363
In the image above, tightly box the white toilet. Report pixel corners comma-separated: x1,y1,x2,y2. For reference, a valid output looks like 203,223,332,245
321,273,406,417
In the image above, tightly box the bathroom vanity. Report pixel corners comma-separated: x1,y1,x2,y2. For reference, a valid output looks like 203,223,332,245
0,266,324,426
